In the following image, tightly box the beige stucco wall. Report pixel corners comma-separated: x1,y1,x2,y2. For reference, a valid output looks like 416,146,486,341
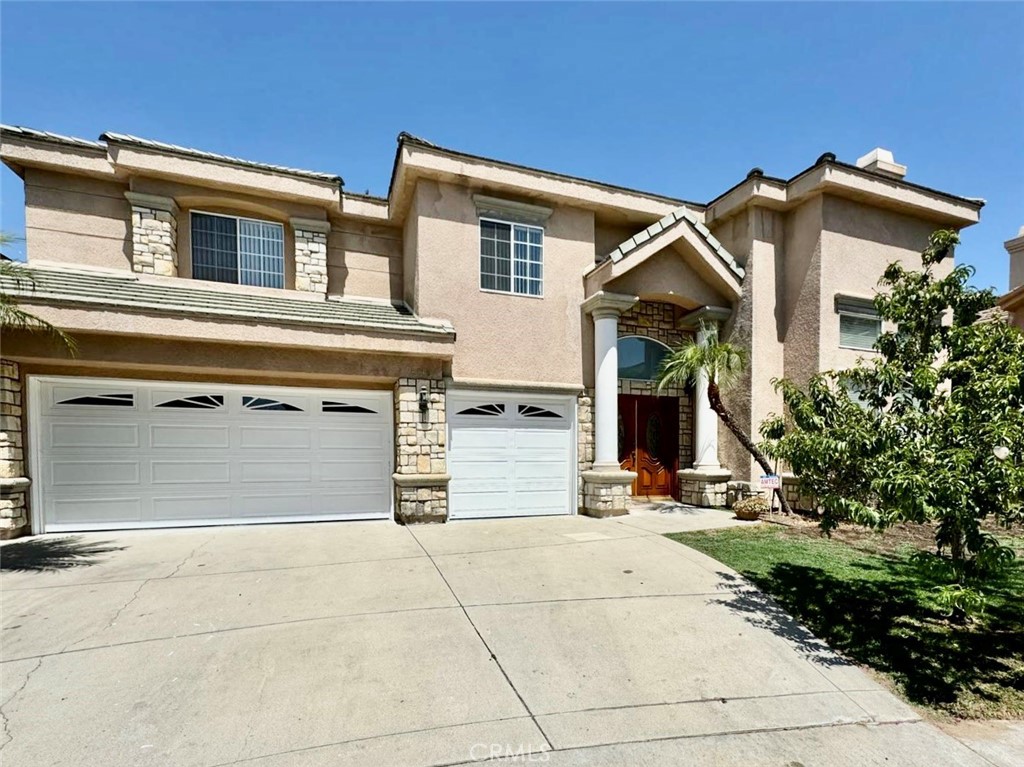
2,330,446,387
594,221,640,261
710,193,956,483
22,168,404,301
328,218,403,302
781,197,824,387
410,179,595,385
23,168,131,270
604,246,729,311
819,195,946,372
710,208,787,481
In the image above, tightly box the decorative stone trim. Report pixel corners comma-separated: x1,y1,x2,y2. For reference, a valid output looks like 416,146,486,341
581,469,636,517
292,219,329,294
678,468,732,508
126,192,178,277
392,473,450,487
394,378,448,523
0,359,29,539
577,389,594,508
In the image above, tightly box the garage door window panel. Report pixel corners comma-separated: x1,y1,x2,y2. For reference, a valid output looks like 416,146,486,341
56,393,135,408
155,395,225,410
456,403,506,417
243,396,304,412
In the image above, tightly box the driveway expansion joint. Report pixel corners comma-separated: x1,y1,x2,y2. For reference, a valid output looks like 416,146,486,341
409,526,554,753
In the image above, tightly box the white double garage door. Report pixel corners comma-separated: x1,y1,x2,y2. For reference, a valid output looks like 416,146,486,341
31,377,575,532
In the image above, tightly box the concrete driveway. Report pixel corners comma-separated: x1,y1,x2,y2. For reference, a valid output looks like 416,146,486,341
0,510,993,766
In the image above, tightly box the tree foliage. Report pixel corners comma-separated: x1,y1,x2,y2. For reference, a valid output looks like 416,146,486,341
761,230,1024,609
0,233,76,354
658,327,794,515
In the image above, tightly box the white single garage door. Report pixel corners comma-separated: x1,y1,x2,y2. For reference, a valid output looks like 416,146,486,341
31,377,393,532
447,391,575,520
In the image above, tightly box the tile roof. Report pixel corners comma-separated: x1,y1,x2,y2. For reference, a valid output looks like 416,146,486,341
100,132,343,185
607,207,745,279
0,124,105,150
0,267,453,338
396,133,702,209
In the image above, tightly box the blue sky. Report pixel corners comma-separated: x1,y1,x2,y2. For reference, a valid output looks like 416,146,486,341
2,2,1021,290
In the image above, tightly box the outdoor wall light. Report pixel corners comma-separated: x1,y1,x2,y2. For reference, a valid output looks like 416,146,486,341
418,386,429,413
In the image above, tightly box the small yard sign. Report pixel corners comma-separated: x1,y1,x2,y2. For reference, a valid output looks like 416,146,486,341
759,474,781,490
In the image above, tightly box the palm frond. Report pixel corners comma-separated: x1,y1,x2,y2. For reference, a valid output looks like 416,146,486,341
0,259,77,355
656,323,747,392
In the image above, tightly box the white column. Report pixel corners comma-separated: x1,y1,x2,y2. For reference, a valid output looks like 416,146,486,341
592,308,621,470
692,322,722,471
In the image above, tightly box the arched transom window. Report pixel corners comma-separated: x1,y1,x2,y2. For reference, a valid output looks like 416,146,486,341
618,336,671,381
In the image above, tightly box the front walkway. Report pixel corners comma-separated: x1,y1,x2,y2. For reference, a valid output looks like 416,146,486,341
0,513,992,766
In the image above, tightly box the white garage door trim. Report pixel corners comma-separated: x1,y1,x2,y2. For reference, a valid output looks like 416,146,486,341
447,389,577,521
28,376,394,533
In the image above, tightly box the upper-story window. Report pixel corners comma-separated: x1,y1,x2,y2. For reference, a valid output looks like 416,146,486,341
837,296,881,351
191,211,285,289
480,218,544,297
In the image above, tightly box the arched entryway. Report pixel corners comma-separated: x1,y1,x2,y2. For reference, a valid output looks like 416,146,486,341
615,302,694,499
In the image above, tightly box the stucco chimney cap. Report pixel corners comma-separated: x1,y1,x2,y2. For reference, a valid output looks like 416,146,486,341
856,147,907,179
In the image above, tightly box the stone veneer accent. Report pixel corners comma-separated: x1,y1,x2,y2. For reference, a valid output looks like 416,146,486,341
581,469,636,517
393,378,448,523
0,360,29,538
576,389,594,508
291,218,329,294
678,469,731,508
126,192,178,277
616,300,695,479
782,473,817,513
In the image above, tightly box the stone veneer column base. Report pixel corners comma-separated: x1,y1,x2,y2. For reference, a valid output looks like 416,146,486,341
580,469,637,517
393,473,450,524
1,360,30,539
393,378,448,523
678,468,732,508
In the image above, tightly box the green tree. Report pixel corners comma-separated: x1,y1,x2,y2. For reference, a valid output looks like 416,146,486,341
657,329,794,515
0,233,76,353
762,230,1024,611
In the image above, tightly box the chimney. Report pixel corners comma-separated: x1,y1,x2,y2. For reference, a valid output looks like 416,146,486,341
855,148,907,179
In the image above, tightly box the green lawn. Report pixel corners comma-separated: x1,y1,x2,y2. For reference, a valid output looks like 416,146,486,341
668,523,1024,720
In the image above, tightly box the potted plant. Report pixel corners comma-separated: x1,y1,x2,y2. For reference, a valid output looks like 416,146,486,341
732,496,769,521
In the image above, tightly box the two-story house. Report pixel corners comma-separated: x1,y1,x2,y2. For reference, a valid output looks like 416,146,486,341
0,127,982,538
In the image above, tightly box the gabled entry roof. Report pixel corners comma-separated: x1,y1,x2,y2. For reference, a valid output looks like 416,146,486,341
586,206,745,304
606,207,745,281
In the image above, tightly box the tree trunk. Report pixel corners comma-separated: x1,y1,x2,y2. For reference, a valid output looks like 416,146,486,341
707,381,794,516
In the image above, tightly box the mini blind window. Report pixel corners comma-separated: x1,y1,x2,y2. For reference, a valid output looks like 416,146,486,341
837,297,881,350
840,314,882,350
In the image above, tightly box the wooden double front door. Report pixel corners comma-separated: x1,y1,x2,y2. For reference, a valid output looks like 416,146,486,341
618,394,679,498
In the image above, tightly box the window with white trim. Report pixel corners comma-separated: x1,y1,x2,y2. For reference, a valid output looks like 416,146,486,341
191,211,285,289
480,218,543,296
837,297,881,351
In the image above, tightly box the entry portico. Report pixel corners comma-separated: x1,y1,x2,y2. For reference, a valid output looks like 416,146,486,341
579,208,744,516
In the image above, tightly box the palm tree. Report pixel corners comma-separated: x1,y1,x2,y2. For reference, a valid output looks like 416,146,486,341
0,233,76,353
657,324,792,515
